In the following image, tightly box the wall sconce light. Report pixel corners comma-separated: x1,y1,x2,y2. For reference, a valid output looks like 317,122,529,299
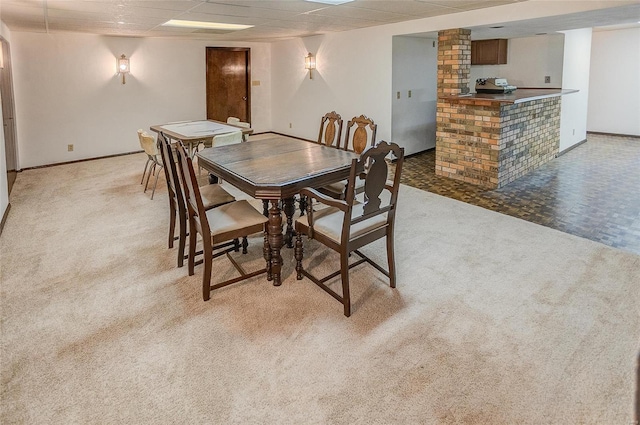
304,52,316,80
117,54,130,84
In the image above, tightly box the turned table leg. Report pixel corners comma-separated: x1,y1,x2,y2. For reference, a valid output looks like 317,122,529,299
283,197,296,249
267,200,284,286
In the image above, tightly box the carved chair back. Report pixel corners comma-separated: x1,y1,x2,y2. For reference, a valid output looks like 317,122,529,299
341,141,404,243
317,111,343,149
343,115,377,154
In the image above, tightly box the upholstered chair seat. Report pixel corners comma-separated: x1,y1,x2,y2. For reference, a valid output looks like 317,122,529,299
205,200,267,244
200,184,236,210
295,202,387,245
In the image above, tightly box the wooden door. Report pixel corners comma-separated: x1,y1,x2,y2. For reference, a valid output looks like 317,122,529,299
206,47,250,123
1,37,18,195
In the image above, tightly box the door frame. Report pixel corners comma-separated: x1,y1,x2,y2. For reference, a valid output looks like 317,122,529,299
205,47,251,124
1,36,18,195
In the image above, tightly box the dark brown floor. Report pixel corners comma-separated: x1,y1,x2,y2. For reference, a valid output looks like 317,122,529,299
398,133,640,256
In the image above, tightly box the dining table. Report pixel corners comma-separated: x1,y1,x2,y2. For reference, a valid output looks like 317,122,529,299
149,119,253,157
196,136,361,286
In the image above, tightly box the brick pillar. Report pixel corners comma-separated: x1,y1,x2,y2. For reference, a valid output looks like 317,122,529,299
437,28,471,96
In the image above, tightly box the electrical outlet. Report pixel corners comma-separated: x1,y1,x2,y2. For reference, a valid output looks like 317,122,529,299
397,91,400,99
289,123,292,128
545,76,551,83
67,144,74,152
408,90,412,98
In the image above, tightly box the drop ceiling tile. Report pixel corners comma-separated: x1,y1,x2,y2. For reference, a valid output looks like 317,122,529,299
191,2,300,20
348,0,450,15
258,19,351,32
122,1,201,12
307,5,412,22
419,0,515,11
173,11,270,26
203,1,324,14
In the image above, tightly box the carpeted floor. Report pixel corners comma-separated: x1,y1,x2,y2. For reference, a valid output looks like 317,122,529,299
1,152,639,424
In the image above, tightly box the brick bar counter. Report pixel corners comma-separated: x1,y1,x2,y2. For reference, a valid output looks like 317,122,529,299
435,89,578,189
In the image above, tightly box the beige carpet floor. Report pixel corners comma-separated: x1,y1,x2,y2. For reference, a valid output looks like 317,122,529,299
1,152,639,424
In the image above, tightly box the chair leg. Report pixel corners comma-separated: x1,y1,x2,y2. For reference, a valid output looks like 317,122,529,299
242,237,248,254
144,163,155,193
177,208,187,268
188,220,197,276
150,165,163,200
202,238,212,301
141,158,151,184
295,233,304,280
386,234,396,288
168,200,176,249
340,252,351,317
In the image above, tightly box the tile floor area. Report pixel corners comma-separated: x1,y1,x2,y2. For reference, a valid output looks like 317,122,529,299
398,133,640,256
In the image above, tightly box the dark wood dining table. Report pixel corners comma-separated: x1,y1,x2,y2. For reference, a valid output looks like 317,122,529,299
196,136,360,286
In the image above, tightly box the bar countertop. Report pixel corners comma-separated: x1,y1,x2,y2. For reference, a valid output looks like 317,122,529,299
440,88,578,104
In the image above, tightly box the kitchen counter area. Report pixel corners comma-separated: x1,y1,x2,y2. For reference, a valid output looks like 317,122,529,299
435,89,578,188
435,29,580,189
440,88,578,104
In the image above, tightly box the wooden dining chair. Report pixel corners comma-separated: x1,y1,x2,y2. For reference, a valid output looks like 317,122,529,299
157,132,236,268
317,115,377,200
175,141,269,301
344,115,377,154
137,129,163,200
294,141,405,317
298,111,345,214
317,111,343,148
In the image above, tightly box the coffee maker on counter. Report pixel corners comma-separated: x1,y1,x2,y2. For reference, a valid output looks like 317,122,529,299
475,78,517,94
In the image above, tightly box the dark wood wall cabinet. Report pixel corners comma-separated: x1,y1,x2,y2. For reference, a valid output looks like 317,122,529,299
471,39,508,65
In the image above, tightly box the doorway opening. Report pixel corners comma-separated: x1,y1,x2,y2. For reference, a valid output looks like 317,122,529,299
1,36,18,195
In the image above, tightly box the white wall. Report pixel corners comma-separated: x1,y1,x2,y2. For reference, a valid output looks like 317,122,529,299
559,28,593,152
270,1,627,144
11,32,271,168
470,34,565,90
588,27,640,136
392,36,438,155
0,21,12,227
271,32,393,143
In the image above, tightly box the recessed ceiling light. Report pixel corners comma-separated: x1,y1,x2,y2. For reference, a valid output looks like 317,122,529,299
162,20,253,31
117,21,125,25
305,0,354,5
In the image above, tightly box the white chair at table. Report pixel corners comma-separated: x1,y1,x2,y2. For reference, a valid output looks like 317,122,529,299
212,130,243,147
227,117,251,141
198,130,244,177
137,129,163,200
